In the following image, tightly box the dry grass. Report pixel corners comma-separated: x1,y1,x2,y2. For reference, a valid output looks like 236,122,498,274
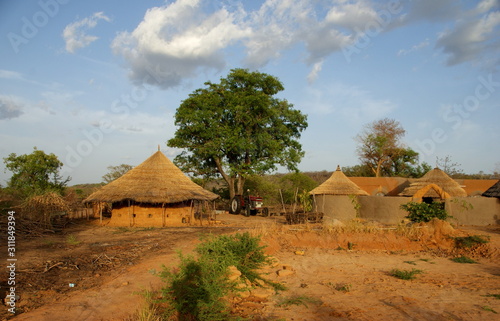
251,219,423,240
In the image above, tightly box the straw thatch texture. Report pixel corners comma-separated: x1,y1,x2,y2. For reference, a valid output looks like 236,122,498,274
399,168,467,197
309,166,369,196
482,180,500,198
84,151,218,203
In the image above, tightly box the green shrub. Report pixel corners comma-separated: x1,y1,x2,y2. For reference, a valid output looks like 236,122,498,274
453,235,490,248
450,256,477,264
400,201,449,222
389,268,423,280
159,232,282,320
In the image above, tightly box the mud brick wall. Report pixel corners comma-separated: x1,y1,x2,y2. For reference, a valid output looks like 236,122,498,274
314,196,500,226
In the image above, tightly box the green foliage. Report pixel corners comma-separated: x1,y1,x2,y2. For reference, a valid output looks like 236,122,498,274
450,256,477,264
159,232,281,320
483,294,500,300
349,195,361,218
3,147,70,197
400,201,449,222
167,68,308,199
278,172,318,204
453,235,490,248
482,306,498,314
389,268,423,280
66,234,80,245
102,164,133,183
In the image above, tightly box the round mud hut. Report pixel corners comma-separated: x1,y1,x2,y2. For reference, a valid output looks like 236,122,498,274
84,150,218,227
309,165,369,222
399,167,467,201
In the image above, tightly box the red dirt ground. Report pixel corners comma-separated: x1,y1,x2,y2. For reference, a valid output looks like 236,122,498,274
1,213,499,321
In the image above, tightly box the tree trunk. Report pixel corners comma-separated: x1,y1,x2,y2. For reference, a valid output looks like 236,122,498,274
214,157,237,200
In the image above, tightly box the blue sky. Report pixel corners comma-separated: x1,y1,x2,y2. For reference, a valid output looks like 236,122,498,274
1,0,499,185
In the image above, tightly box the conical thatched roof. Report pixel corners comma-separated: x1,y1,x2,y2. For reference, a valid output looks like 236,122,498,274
482,180,500,198
399,168,467,197
84,151,218,203
310,166,369,196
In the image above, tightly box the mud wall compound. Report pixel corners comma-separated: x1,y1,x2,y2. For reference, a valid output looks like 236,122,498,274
109,202,193,227
314,196,500,226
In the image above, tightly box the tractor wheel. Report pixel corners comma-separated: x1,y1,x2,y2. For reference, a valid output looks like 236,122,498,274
229,196,242,214
262,207,269,217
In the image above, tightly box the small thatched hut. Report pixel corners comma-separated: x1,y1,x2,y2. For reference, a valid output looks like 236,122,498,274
84,150,218,227
399,167,467,201
309,166,368,221
482,180,500,198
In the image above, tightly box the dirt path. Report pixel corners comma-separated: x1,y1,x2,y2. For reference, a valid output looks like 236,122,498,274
2,214,500,320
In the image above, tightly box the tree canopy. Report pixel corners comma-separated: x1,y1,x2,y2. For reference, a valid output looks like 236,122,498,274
3,147,70,197
355,118,427,177
168,68,308,199
102,164,133,184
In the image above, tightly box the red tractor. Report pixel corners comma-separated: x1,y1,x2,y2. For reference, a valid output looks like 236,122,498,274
229,193,269,217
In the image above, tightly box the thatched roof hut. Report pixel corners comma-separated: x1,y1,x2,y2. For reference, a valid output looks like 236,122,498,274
84,150,218,227
482,180,500,198
310,166,369,196
399,168,467,198
85,150,218,204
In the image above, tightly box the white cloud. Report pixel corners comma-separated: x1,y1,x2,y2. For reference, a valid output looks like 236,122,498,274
0,95,24,120
111,0,500,88
397,39,430,56
63,12,111,53
436,7,500,67
0,70,23,80
307,60,323,83
111,0,250,89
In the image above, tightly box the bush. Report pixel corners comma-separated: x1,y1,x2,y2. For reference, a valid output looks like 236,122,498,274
389,268,423,280
450,256,477,264
400,201,449,223
159,232,281,320
453,235,490,248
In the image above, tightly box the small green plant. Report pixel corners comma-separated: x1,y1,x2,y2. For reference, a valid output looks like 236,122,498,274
482,294,500,300
400,201,449,222
133,289,164,321
450,256,477,264
298,189,313,212
349,194,361,218
113,227,131,234
276,295,321,308
404,261,417,265
42,239,55,247
389,268,423,280
482,306,498,314
159,232,283,320
66,234,80,245
453,235,490,248
347,242,355,250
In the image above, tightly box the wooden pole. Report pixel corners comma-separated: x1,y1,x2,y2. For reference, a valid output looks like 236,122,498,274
279,189,286,215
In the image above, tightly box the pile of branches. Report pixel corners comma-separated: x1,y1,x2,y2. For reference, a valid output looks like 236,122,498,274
21,192,70,230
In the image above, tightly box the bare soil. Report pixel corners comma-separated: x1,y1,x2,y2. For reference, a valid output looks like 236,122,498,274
1,213,499,321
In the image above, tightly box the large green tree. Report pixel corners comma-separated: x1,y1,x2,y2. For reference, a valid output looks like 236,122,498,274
168,68,308,199
3,147,70,197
